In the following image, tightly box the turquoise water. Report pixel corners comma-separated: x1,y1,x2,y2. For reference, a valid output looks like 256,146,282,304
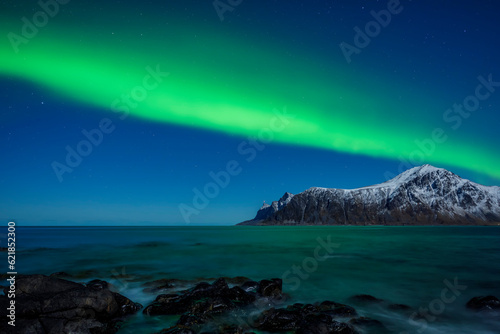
5,226,500,333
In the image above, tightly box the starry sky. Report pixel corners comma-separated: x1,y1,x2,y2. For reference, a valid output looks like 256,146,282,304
1,0,499,225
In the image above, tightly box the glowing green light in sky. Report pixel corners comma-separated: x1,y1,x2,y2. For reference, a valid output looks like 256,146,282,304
1,17,499,180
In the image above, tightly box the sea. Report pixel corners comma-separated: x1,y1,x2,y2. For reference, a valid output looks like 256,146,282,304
4,226,500,334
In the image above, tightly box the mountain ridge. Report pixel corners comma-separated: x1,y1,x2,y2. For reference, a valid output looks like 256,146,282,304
238,165,500,226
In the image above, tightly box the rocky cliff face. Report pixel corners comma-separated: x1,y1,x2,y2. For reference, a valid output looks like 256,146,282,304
240,165,500,226
253,192,294,221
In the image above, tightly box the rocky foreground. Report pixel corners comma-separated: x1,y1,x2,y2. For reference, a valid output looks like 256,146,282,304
0,274,142,333
1,274,499,333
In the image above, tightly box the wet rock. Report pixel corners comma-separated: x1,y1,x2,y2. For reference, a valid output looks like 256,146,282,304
190,296,236,316
193,281,213,290
144,294,190,315
288,303,319,314
227,286,257,305
114,292,144,315
348,294,383,304
156,293,182,304
145,278,280,317
87,279,110,290
317,301,358,317
257,278,283,298
255,302,358,333
296,313,334,334
149,278,360,334
6,273,82,296
466,295,500,312
256,307,303,331
213,278,230,291
144,279,232,316
326,321,358,334
0,274,142,334
240,280,259,292
224,276,252,285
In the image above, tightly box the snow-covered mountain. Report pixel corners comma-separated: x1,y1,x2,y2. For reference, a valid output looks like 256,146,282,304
239,165,500,226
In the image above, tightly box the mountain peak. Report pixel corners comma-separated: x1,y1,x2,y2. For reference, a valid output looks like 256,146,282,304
259,202,271,210
409,164,445,175
279,192,294,201
370,164,458,190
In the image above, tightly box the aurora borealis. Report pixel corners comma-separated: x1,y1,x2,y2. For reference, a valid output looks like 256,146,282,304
1,0,499,225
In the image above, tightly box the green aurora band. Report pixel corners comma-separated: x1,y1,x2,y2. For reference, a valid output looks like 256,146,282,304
1,17,499,180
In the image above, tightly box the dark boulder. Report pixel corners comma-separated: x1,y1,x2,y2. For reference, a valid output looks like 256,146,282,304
255,307,303,331
254,301,358,333
143,294,190,315
240,280,259,292
257,278,283,298
190,296,236,316
466,296,500,312
148,278,361,334
223,276,252,285
296,313,334,334
317,301,358,318
145,278,281,317
227,286,257,305
87,279,110,290
144,278,232,316
0,274,142,334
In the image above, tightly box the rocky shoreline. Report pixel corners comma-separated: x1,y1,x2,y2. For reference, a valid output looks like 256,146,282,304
1,274,499,333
